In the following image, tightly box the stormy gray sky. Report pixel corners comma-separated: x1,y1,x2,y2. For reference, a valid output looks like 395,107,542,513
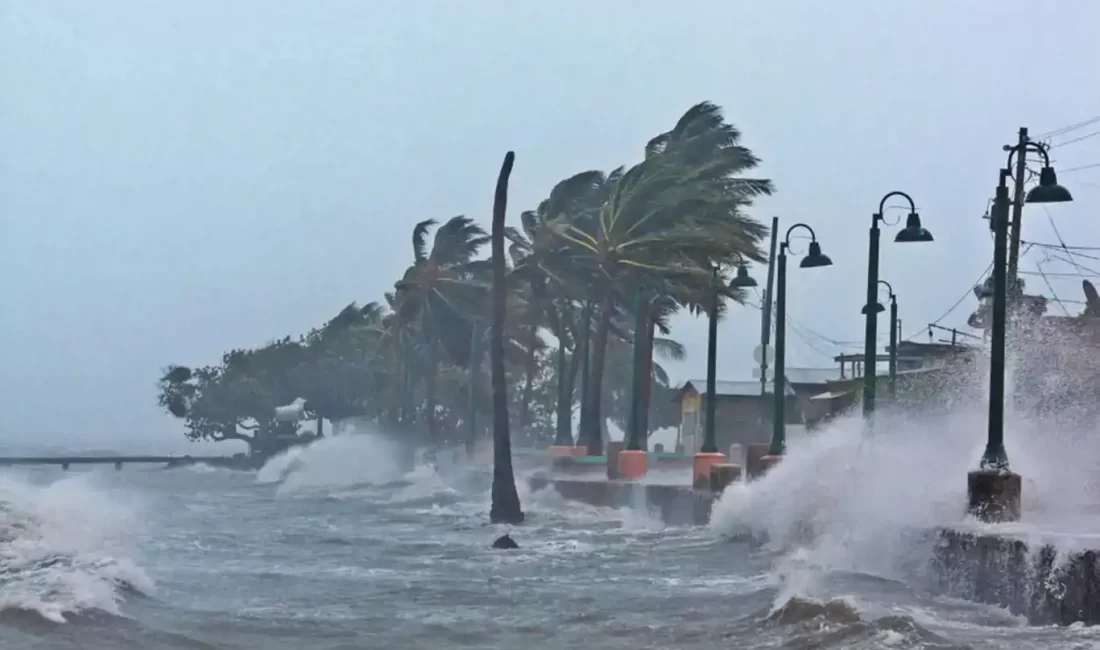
2,1,1099,451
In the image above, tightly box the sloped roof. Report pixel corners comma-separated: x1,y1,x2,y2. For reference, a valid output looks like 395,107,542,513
678,379,795,398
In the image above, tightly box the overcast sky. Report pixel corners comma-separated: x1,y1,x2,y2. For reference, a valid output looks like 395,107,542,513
2,1,1099,452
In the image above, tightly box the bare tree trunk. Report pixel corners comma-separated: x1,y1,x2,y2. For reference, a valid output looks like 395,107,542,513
489,151,524,525
580,294,612,456
518,321,538,430
639,313,655,443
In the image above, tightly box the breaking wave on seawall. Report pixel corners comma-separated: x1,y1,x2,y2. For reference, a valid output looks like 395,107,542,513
705,404,1100,642
0,473,154,623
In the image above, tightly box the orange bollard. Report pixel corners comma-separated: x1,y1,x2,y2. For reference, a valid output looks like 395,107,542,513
692,452,726,490
759,455,783,474
618,450,648,480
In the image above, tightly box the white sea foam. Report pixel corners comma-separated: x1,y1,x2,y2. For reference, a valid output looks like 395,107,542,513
0,473,153,622
708,389,1100,607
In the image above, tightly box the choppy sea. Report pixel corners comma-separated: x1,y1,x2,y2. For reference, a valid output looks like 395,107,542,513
3,415,1100,649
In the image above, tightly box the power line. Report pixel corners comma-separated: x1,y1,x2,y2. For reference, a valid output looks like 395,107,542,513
1049,130,1100,149
927,260,994,327
1034,261,1070,315
1060,162,1100,174
1037,115,1100,140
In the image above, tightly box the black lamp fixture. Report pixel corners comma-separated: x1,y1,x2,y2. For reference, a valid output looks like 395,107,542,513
800,241,833,268
1025,148,1074,204
894,211,934,243
862,190,934,419
729,261,759,288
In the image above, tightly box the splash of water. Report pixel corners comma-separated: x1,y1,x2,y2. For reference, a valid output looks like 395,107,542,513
256,431,409,496
0,473,153,623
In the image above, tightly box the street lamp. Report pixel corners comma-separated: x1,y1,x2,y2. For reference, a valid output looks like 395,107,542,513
864,280,899,399
969,145,1072,523
691,261,760,488
764,224,833,469
863,192,932,419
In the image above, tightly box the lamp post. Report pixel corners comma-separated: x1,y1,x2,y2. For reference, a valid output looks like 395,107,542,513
763,224,833,470
969,143,1072,523
864,280,899,399
691,261,758,489
863,192,933,420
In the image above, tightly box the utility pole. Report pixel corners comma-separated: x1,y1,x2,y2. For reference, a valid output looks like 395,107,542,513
1006,127,1029,294
759,217,779,397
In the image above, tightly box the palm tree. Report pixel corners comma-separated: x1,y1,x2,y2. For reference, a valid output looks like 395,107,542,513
506,171,606,435
550,102,773,455
490,151,524,525
391,216,490,440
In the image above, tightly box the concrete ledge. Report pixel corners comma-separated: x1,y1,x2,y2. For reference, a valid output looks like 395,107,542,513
527,477,715,526
933,527,1100,625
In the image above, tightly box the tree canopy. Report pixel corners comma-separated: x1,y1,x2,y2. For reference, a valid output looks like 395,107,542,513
156,101,773,455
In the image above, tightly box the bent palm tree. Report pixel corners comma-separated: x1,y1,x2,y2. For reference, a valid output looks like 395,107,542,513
552,102,773,455
391,216,490,440
490,151,524,525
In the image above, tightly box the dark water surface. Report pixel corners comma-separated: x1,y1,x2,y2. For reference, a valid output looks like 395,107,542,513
2,436,1099,650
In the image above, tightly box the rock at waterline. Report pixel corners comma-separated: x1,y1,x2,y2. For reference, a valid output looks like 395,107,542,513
492,534,519,550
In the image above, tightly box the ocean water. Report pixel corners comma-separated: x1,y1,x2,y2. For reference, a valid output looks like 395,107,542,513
3,417,1100,650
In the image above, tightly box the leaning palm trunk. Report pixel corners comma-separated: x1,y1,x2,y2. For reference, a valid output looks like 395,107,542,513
580,294,612,456
490,151,524,525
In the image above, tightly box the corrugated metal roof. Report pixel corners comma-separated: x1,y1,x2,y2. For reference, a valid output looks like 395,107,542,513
680,379,796,397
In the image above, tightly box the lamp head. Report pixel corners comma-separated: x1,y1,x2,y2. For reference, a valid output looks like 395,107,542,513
800,241,833,268
895,212,934,243
1026,166,1074,204
729,263,758,288
861,302,886,315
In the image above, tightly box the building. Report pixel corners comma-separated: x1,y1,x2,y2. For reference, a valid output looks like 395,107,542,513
810,340,982,420
673,367,844,453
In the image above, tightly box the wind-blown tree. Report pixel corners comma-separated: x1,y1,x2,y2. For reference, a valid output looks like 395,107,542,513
158,337,312,456
551,101,773,455
294,302,388,428
490,151,524,525
391,216,490,440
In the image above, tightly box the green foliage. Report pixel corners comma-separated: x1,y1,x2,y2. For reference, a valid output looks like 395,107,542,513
156,101,772,453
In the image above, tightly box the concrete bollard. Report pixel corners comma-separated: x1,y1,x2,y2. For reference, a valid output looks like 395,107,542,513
709,463,740,494
606,441,625,480
618,449,648,480
114,461,122,471
692,452,726,490
745,443,772,479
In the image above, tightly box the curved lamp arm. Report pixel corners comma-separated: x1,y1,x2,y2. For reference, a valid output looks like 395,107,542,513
784,223,818,248
1005,140,1051,171
877,279,895,297
877,190,917,217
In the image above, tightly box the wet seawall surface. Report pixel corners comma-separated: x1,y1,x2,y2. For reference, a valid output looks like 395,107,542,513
934,528,1100,625
530,475,1100,627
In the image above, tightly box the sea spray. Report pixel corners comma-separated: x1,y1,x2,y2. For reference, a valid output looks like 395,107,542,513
0,472,152,622
257,433,408,496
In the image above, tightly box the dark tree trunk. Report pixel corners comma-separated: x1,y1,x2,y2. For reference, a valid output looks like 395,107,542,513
553,306,573,446
518,320,538,430
489,151,524,525
639,314,655,441
425,328,438,441
580,294,612,456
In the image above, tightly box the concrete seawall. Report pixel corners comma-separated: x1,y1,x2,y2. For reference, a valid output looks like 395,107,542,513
528,475,1100,626
526,476,715,526
933,528,1100,625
